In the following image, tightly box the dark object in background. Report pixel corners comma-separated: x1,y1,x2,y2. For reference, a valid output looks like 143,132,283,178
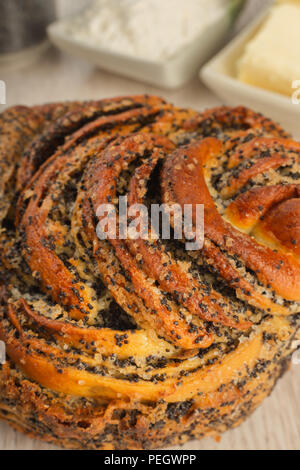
0,0,56,54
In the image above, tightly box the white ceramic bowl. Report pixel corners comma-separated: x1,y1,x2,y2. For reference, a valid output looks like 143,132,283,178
48,2,243,90
200,6,300,139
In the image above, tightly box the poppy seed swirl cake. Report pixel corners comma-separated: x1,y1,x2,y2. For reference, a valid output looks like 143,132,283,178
0,95,300,450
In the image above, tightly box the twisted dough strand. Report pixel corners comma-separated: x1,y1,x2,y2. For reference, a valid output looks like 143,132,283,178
1,98,300,449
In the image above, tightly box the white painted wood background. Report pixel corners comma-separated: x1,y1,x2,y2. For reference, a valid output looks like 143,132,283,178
1,0,299,450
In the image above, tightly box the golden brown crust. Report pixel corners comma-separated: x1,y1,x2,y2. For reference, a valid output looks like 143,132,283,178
0,97,300,449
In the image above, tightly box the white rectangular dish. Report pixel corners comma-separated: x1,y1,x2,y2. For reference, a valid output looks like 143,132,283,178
48,2,241,90
200,6,300,138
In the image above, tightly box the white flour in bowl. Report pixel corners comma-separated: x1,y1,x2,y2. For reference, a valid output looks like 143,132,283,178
64,0,227,62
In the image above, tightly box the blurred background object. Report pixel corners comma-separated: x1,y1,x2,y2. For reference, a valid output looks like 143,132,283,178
48,0,247,88
0,0,273,83
201,0,300,137
55,0,92,17
0,0,56,67
232,0,273,33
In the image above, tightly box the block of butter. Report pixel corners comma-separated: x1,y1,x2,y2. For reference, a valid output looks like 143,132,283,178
237,2,300,96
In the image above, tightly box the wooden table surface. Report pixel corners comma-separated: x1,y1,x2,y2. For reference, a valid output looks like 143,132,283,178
1,0,299,451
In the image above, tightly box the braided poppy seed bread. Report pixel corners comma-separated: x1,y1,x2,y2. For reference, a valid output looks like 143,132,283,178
0,95,300,450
